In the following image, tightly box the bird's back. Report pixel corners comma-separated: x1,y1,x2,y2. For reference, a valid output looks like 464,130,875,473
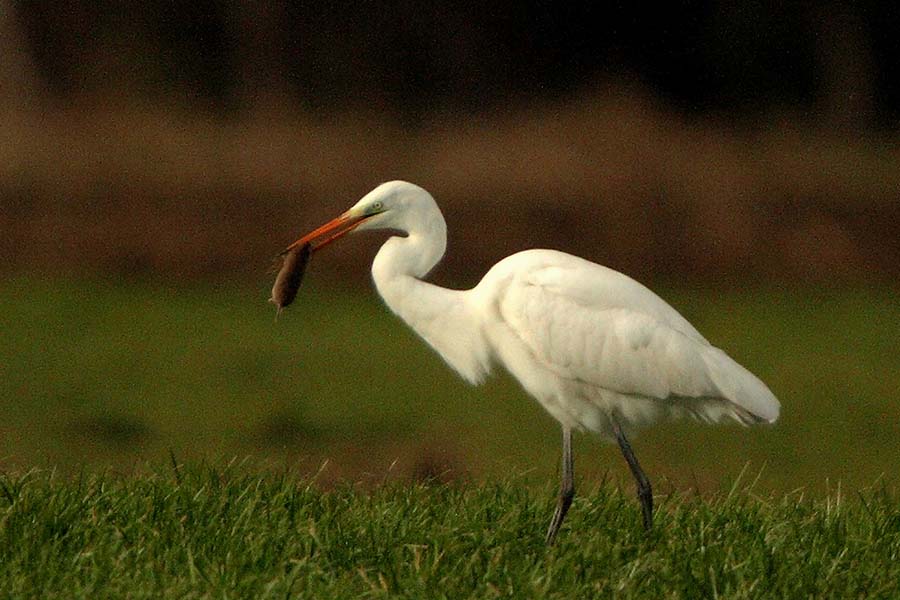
475,249,706,342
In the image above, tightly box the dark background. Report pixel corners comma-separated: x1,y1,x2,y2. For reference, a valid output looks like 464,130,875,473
2,2,899,487
16,2,900,123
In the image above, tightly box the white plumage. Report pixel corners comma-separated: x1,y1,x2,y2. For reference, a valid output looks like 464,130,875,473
284,180,780,542
482,250,779,431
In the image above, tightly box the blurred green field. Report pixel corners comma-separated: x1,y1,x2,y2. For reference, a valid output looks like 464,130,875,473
2,276,898,494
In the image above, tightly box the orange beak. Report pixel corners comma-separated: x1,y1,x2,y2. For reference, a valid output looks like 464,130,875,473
282,211,368,255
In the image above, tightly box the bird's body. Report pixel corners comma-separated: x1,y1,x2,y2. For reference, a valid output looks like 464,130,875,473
282,180,780,542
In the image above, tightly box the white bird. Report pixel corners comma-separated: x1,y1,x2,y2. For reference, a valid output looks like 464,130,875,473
280,180,780,543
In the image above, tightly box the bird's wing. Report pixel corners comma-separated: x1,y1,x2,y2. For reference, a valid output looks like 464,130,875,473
520,252,707,342
491,251,778,422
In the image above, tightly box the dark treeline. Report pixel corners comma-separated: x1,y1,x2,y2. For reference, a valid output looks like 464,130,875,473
13,1,900,126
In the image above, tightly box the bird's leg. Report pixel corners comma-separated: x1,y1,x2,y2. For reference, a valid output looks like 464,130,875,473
611,417,653,531
545,426,574,545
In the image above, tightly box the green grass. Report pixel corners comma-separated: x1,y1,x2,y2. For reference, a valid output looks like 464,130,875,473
1,466,899,598
1,275,900,495
3,276,900,597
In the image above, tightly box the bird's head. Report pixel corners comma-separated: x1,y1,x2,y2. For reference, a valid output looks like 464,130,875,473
281,181,440,255
348,180,434,232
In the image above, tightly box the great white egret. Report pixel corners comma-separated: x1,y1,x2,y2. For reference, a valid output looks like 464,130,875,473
278,180,780,543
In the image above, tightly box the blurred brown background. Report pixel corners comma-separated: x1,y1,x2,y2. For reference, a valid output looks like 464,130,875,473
2,1,899,286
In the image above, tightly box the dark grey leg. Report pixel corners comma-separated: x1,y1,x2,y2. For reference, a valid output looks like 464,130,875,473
611,417,653,531
545,426,574,545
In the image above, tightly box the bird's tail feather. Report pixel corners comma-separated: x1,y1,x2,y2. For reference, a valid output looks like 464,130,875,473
701,347,780,424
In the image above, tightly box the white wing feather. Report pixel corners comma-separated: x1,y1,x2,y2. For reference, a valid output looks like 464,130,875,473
478,250,779,427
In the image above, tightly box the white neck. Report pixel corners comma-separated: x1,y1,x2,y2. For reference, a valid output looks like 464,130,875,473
370,213,491,385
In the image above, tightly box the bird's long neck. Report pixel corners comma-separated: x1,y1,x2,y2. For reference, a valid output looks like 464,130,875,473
371,215,490,384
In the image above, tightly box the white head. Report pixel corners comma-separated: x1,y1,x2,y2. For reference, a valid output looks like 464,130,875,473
347,180,442,235
281,180,445,256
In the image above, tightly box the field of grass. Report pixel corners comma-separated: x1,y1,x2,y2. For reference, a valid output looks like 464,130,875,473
2,275,900,497
1,466,899,598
